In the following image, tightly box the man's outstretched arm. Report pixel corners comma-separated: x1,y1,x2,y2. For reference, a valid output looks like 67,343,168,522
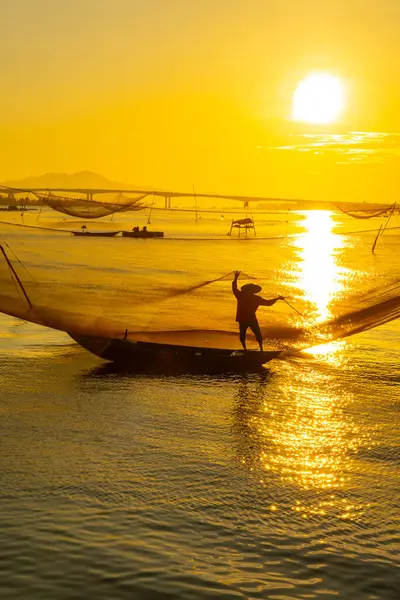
232,271,240,299
259,295,284,306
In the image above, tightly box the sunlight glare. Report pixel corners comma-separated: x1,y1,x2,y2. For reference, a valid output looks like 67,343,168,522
292,74,345,125
305,340,346,358
293,211,345,321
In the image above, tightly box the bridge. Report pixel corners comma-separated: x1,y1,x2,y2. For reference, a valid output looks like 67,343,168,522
0,185,309,211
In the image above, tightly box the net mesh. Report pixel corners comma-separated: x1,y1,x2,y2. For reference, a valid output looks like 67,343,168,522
0,186,149,219
0,233,399,354
335,203,396,219
38,192,149,219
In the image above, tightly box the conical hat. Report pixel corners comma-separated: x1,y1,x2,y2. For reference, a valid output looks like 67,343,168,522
241,283,262,294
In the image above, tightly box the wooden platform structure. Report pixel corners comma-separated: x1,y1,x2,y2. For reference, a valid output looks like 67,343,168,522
228,217,256,237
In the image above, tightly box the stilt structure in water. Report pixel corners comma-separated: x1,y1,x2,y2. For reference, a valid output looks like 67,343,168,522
228,217,256,237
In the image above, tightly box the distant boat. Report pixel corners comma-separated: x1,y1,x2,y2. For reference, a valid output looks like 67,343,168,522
0,206,31,212
122,230,164,238
72,230,120,237
69,332,281,372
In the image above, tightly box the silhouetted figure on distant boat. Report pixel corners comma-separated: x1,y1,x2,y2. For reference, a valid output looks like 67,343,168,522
232,271,284,351
132,226,139,232
142,226,147,232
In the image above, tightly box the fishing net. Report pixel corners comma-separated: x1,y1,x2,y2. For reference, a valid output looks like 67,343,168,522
37,192,149,219
335,203,396,219
0,222,399,355
317,278,400,340
0,186,149,219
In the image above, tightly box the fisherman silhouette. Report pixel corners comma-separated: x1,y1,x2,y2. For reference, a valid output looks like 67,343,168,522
232,271,284,351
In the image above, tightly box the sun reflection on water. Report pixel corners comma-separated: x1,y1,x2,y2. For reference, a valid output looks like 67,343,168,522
305,339,347,361
248,214,371,518
262,367,354,490
232,364,370,520
292,211,346,321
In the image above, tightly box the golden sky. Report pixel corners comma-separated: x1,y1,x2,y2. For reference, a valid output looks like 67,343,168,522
1,0,399,201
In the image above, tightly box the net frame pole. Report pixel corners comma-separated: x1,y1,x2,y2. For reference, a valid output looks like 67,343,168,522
0,244,32,308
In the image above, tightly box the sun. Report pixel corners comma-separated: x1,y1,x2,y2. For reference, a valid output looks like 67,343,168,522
292,73,345,125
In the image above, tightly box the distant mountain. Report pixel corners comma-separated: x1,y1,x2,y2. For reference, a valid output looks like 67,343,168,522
1,171,154,190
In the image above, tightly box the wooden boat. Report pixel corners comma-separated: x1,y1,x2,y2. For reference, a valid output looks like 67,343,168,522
69,333,281,373
72,230,120,237
122,230,164,238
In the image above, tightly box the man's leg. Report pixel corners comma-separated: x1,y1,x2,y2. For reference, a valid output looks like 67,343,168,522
250,321,263,351
239,323,248,350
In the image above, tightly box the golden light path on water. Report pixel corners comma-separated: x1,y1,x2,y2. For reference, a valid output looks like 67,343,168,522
292,210,346,322
241,211,370,518
260,363,366,518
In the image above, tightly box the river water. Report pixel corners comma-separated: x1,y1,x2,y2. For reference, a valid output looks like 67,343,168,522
0,210,399,599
